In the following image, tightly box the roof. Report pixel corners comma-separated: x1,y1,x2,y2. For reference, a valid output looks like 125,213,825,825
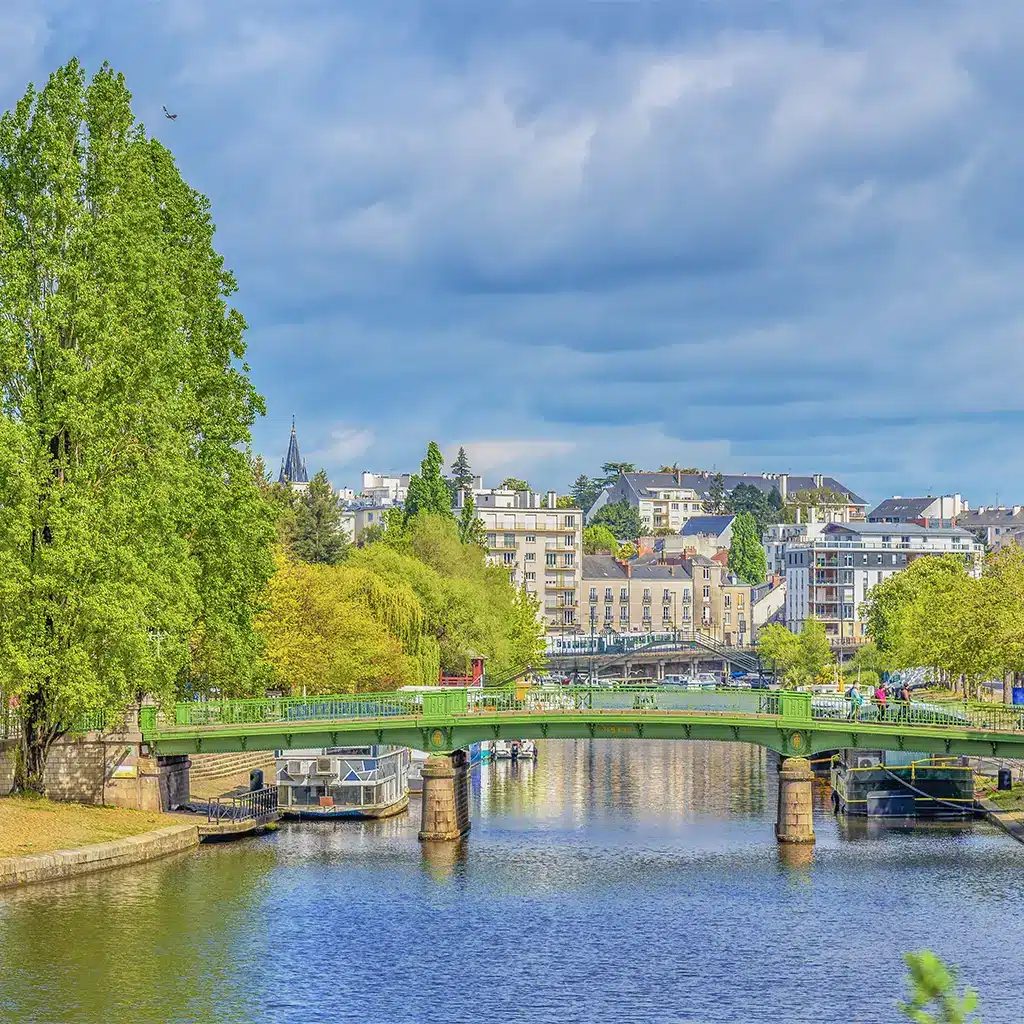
957,508,1024,527
680,514,735,537
279,419,309,485
867,497,937,519
581,555,692,581
615,471,865,506
822,522,975,539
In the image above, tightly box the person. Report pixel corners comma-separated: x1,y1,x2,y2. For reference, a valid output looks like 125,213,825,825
846,680,864,721
898,679,912,720
874,681,888,720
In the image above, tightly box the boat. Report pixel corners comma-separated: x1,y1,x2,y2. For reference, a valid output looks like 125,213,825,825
493,739,537,760
408,743,490,792
276,745,409,818
830,749,974,819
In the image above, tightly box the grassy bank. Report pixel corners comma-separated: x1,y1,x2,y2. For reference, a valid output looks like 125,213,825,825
0,796,181,859
974,775,1024,812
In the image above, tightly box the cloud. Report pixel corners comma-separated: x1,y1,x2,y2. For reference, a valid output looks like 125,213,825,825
454,440,577,478
306,426,375,466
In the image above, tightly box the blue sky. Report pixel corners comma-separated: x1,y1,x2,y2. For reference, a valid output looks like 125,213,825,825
3,0,1024,507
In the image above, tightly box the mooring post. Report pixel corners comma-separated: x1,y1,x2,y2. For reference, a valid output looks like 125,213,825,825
776,756,815,844
419,751,471,841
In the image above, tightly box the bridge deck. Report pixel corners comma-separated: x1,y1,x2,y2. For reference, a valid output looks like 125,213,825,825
140,687,1024,759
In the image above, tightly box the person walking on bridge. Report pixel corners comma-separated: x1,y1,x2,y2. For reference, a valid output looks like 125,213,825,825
846,681,864,721
897,678,912,721
874,681,888,721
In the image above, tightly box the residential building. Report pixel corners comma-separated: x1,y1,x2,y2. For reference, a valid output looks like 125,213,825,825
465,488,582,632
581,555,694,633
589,470,865,531
278,419,309,492
688,555,750,645
866,494,967,527
678,515,736,558
352,505,393,540
763,522,828,577
784,522,983,639
360,472,412,505
750,578,787,639
954,506,1024,552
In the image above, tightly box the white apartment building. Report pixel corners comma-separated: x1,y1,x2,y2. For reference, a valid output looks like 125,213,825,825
467,488,582,631
783,522,983,640
763,521,828,577
360,472,411,505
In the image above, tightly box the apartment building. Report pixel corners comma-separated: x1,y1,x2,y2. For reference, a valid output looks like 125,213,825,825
360,472,412,505
763,522,828,577
690,556,750,646
955,506,1024,552
784,522,983,639
867,494,967,527
678,515,735,558
468,488,582,632
590,470,865,531
581,555,694,633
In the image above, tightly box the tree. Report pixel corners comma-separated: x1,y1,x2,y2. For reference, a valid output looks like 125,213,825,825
583,525,620,555
404,441,454,520
900,951,979,1024
652,527,677,537
757,624,802,680
727,512,768,585
783,487,850,523
457,491,485,547
292,470,347,565
449,446,475,496
589,498,643,540
704,472,729,514
598,461,636,486
729,483,783,535
500,477,529,492
798,619,834,683
0,61,275,791
658,464,701,474
617,542,637,561
569,473,602,513
757,622,832,685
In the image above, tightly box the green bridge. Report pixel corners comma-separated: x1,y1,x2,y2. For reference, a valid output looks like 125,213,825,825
140,686,1024,844
140,686,1024,761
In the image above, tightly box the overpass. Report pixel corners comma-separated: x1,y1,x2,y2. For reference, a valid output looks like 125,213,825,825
140,686,1024,844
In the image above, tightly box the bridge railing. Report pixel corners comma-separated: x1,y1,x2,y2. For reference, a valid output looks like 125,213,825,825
206,786,279,824
809,695,1022,732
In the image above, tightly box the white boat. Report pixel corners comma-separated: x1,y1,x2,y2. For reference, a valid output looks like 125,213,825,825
493,739,537,760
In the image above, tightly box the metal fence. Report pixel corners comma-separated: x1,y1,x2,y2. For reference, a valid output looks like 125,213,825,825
206,786,279,824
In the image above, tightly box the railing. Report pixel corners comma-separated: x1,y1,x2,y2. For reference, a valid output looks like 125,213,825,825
808,695,1023,733
207,786,279,824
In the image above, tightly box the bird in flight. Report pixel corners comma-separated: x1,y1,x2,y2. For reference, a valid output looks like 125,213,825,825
162,105,178,120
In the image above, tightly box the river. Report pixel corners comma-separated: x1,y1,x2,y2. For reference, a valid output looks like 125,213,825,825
1,740,1021,1024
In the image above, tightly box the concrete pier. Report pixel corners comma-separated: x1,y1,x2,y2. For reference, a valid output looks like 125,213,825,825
775,756,815,844
418,750,471,841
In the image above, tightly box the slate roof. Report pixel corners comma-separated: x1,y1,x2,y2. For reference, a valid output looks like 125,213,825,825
581,555,692,580
680,514,735,537
822,522,975,539
866,497,936,520
957,508,1024,527
279,419,309,485
615,471,866,507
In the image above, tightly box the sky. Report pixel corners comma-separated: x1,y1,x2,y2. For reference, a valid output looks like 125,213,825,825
3,0,1024,508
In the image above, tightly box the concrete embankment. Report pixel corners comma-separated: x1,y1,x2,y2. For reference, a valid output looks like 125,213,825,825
0,823,199,890
977,797,1024,845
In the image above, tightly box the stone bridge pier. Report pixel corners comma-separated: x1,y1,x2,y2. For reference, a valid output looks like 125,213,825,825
419,749,471,842
775,756,815,845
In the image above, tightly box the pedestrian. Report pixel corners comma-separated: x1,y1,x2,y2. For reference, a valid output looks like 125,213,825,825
874,680,888,721
898,679,912,720
846,680,864,721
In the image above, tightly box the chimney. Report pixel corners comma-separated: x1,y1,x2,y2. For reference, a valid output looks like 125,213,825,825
796,506,802,524
675,469,682,485
813,473,824,488
547,489,557,509
457,488,466,508
624,561,631,578
809,506,817,525
779,473,788,504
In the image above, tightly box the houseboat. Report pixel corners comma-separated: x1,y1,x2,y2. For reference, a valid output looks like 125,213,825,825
493,739,537,761
830,749,974,819
276,745,409,818
408,742,490,792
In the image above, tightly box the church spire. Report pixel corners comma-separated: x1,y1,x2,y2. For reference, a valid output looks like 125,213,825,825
279,418,309,485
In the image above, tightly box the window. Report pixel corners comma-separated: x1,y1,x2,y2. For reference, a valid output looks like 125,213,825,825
605,605,613,621
703,585,710,599
882,536,891,544
487,533,497,547
662,606,672,621
502,533,514,547
564,534,574,547
724,611,731,625
643,588,651,601
503,552,516,565
724,595,732,609
672,503,679,510
620,606,629,622
367,512,374,522
563,609,575,625
525,572,535,582
643,606,651,620
590,607,598,623
891,554,897,564
563,552,575,567
563,515,577,528
605,588,613,602
663,588,671,601
589,587,598,602
901,536,910,544
844,554,853,567
738,595,744,608
875,554,883,565
509,573,515,585
620,588,628,602
546,553,557,567
703,567,711,580
682,605,691,620
525,552,535,561
525,534,536,543
842,604,854,619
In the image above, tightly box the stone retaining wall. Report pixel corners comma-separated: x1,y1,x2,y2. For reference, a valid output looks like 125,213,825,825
0,823,200,889
189,751,276,781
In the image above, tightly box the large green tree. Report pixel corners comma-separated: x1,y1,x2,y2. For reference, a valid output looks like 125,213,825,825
569,473,602,513
292,470,347,565
589,498,643,540
0,61,274,791
457,491,485,546
583,525,619,555
449,446,475,496
598,461,635,486
500,476,529,492
703,472,729,514
727,512,768,585
404,441,454,520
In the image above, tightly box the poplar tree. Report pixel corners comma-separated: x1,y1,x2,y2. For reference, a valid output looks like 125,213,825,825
0,61,274,792
457,491,485,547
404,441,454,520
727,512,768,585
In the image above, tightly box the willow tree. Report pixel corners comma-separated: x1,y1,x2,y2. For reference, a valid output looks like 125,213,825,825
0,61,274,792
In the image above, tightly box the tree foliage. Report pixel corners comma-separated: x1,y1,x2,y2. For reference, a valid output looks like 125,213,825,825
449,446,474,495
729,482,783,534
658,464,702,474
703,472,729,514
583,525,620,555
783,487,850,523
900,951,979,1024
727,512,768,585
758,621,834,685
500,477,529,492
457,491,485,547
589,498,643,540
570,473,602,513
0,61,274,791
404,441,454,521
598,461,635,486
291,470,347,565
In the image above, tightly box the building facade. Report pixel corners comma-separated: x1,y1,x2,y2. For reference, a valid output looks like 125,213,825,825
867,494,967,527
581,556,694,633
360,472,411,505
590,470,865,531
783,522,983,639
763,522,827,577
469,489,582,632
954,506,1024,552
